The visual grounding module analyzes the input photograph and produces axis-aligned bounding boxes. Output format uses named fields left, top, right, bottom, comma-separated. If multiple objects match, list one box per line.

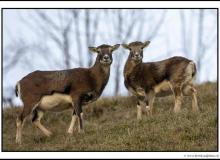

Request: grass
left=2, top=82, right=218, bottom=151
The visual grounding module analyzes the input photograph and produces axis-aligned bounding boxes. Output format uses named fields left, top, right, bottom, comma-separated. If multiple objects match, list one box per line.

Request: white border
left=0, top=1, right=219, bottom=8
left=0, top=1, right=219, bottom=159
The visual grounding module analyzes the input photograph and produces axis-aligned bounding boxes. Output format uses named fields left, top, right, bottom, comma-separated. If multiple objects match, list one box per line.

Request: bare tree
left=72, top=10, right=83, bottom=67
left=84, top=9, right=100, bottom=67
left=34, top=10, right=77, bottom=69
left=179, top=9, right=217, bottom=82
left=112, top=10, right=139, bottom=96
left=114, top=10, right=123, bottom=96
left=180, top=10, right=187, bottom=55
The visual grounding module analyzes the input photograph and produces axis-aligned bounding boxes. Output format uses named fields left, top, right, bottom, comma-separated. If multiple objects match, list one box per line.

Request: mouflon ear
left=142, top=41, right=150, bottom=49
left=88, top=47, right=98, bottom=53
left=121, top=43, right=130, bottom=50
left=111, top=44, right=120, bottom=52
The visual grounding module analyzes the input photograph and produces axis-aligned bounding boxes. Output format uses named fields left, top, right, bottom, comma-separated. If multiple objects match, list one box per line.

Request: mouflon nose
left=134, top=52, right=140, bottom=57
left=104, top=55, right=109, bottom=59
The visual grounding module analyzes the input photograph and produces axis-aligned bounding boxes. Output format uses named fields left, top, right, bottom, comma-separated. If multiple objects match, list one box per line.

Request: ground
left=2, top=82, right=218, bottom=151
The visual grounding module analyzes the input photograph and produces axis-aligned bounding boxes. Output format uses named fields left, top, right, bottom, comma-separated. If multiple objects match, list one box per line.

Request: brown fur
left=15, top=44, right=120, bottom=144
left=124, top=56, right=195, bottom=92
left=122, top=41, right=199, bottom=120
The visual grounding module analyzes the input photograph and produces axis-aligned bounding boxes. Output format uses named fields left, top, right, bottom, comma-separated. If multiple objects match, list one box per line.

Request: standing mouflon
left=15, top=44, right=120, bottom=144
left=122, top=41, right=199, bottom=120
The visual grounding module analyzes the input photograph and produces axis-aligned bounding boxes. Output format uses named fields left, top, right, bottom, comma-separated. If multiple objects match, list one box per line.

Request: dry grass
left=2, top=82, right=218, bottom=151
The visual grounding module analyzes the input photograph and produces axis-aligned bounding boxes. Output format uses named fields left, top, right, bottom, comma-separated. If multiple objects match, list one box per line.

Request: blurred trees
left=3, top=9, right=217, bottom=106
left=179, top=9, right=217, bottom=82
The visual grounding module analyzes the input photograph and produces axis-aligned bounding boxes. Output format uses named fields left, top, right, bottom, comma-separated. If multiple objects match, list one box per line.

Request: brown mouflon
left=122, top=41, right=199, bottom=120
left=15, top=44, right=120, bottom=144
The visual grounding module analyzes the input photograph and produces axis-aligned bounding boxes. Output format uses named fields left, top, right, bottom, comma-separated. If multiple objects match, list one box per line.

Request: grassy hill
left=2, top=82, right=218, bottom=151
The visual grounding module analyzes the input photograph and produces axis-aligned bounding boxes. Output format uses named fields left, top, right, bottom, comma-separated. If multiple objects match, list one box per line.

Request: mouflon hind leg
left=173, top=85, right=183, bottom=113
left=183, top=84, right=199, bottom=112
left=147, top=90, right=155, bottom=115
left=32, top=108, right=52, bottom=137
left=16, top=103, right=33, bottom=144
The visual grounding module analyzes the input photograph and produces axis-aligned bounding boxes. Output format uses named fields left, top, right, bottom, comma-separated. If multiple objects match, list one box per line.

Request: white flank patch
left=154, top=80, right=170, bottom=93
left=38, top=93, right=72, bottom=111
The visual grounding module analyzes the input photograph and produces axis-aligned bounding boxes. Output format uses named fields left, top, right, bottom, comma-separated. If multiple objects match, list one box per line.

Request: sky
left=3, top=9, right=217, bottom=106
